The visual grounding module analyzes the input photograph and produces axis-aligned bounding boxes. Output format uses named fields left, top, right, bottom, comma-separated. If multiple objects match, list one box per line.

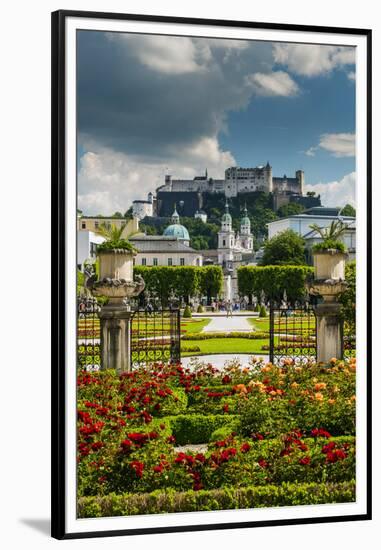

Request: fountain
left=88, top=248, right=145, bottom=372
left=225, top=275, right=232, bottom=302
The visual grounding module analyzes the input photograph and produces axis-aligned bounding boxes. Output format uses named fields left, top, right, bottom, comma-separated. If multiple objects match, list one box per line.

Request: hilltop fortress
left=133, top=164, right=318, bottom=219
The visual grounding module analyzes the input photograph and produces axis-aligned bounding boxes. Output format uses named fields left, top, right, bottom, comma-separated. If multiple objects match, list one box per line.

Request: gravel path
left=201, top=315, right=253, bottom=333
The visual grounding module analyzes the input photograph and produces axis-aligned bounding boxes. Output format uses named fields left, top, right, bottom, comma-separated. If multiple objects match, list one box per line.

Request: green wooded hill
left=140, top=192, right=306, bottom=250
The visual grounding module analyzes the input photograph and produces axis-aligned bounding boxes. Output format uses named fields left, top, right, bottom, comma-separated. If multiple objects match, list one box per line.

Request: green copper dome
left=163, top=224, right=190, bottom=240
left=221, top=202, right=232, bottom=224
left=241, top=206, right=250, bottom=226
left=163, top=205, right=190, bottom=240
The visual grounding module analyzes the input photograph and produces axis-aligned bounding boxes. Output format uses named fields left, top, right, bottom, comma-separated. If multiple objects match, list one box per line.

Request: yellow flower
left=332, top=385, right=340, bottom=394
left=294, top=367, right=302, bottom=373
left=290, top=382, right=299, bottom=389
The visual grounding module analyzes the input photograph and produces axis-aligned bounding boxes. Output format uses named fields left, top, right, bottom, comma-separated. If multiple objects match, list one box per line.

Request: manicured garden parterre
left=77, top=357, right=356, bottom=517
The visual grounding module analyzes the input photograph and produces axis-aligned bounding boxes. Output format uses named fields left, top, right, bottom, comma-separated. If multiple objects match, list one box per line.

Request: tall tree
left=340, top=204, right=356, bottom=217
left=261, top=229, right=306, bottom=266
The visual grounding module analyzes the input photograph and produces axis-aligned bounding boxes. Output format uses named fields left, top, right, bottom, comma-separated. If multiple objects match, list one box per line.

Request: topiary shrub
left=168, top=414, right=239, bottom=445
left=210, top=424, right=239, bottom=442
left=259, top=305, right=267, bottom=317
left=197, top=304, right=204, bottom=313
left=183, top=305, right=192, bottom=318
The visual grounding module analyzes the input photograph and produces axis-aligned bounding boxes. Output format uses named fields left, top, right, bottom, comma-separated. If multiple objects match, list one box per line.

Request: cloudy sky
left=77, top=31, right=356, bottom=215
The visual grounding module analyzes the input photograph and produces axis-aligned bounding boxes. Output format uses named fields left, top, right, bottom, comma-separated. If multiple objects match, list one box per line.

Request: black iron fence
left=130, top=307, right=181, bottom=368
left=77, top=295, right=101, bottom=370
left=77, top=294, right=181, bottom=371
left=269, top=301, right=317, bottom=365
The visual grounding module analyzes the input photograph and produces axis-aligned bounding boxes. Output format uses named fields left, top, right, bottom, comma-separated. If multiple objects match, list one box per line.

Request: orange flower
left=314, top=382, right=327, bottom=391
left=328, top=399, right=336, bottom=405
left=234, top=384, right=247, bottom=394
left=314, top=392, right=324, bottom=401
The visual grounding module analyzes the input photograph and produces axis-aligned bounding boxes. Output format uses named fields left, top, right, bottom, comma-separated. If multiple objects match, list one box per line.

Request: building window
left=81, top=222, right=86, bottom=229
left=94, top=221, right=99, bottom=229
left=223, top=239, right=226, bottom=246
left=141, top=258, right=147, bottom=266
left=180, top=258, right=185, bottom=266
left=153, top=258, right=158, bottom=266
left=168, top=258, right=173, bottom=266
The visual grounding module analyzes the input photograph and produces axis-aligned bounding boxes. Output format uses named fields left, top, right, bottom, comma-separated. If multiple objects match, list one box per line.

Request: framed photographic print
left=51, top=9, right=372, bottom=539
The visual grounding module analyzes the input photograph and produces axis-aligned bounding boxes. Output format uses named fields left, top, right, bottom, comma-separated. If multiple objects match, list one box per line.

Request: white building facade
left=267, top=210, right=356, bottom=262
left=77, top=231, right=105, bottom=270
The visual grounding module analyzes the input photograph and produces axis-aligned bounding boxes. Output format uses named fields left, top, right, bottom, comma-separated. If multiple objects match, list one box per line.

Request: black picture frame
left=51, top=9, right=372, bottom=540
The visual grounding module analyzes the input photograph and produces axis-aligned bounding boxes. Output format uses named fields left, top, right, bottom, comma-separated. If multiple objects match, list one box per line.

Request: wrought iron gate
left=130, top=307, right=181, bottom=368
left=77, top=295, right=101, bottom=370
left=77, top=295, right=181, bottom=371
left=269, top=301, right=316, bottom=365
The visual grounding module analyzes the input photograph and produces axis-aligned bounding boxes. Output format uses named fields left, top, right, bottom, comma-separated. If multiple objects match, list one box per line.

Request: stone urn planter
left=91, top=249, right=144, bottom=307
left=312, top=249, right=347, bottom=281
left=88, top=248, right=145, bottom=372
left=308, top=248, right=348, bottom=363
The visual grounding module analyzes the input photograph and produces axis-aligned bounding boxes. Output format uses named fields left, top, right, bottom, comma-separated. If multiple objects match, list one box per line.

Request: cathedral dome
left=163, top=205, right=190, bottom=241
left=163, top=224, right=190, bottom=240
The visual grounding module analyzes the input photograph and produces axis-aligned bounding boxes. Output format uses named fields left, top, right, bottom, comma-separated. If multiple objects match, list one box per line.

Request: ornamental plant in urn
left=87, top=223, right=145, bottom=372
left=90, top=223, right=144, bottom=305
left=307, top=220, right=348, bottom=363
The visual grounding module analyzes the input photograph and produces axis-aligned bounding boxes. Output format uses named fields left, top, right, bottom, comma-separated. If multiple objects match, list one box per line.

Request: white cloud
left=305, top=172, right=356, bottom=207
left=305, top=146, right=318, bottom=157
left=110, top=34, right=210, bottom=74
left=319, top=133, right=355, bottom=157
left=303, top=132, right=355, bottom=158
left=273, top=44, right=355, bottom=77
left=246, top=71, right=299, bottom=97
left=78, top=138, right=236, bottom=215
left=347, top=71, right=356, bottom=81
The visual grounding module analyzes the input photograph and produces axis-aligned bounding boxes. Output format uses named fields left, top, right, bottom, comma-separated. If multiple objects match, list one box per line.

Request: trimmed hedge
left=78, top=480, right=355, bottom=517
left=168, top=414, right=239, bottom=445
left=134, top=265, right=223, bottom=304
left=237, top=265, right=313, bottom=302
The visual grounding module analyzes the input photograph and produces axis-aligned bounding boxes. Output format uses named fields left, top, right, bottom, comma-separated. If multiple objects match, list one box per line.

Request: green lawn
left=181, top=336, right=271, bottom=356
left=249, top=317, right=316, bottom=333
left=181, top=318, right=211, bottom=334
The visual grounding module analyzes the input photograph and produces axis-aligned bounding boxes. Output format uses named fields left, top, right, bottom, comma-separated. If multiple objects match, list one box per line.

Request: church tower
left=218, top=201, right=235, bottom=268
left=239, top=205, right=253, bottom=252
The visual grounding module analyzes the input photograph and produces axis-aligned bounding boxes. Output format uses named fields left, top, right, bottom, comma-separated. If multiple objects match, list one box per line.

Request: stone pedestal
left=99, top=305, right=133, bottom=374
left=308, top=249, right=348, bottom=364
left=88, top=248, right=145, bottom=372
left=314, top=302, right=343, bottom=363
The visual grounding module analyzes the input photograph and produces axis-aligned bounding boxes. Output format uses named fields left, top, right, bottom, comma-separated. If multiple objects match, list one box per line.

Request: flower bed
left=77, top=357, right=356, bottom=516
